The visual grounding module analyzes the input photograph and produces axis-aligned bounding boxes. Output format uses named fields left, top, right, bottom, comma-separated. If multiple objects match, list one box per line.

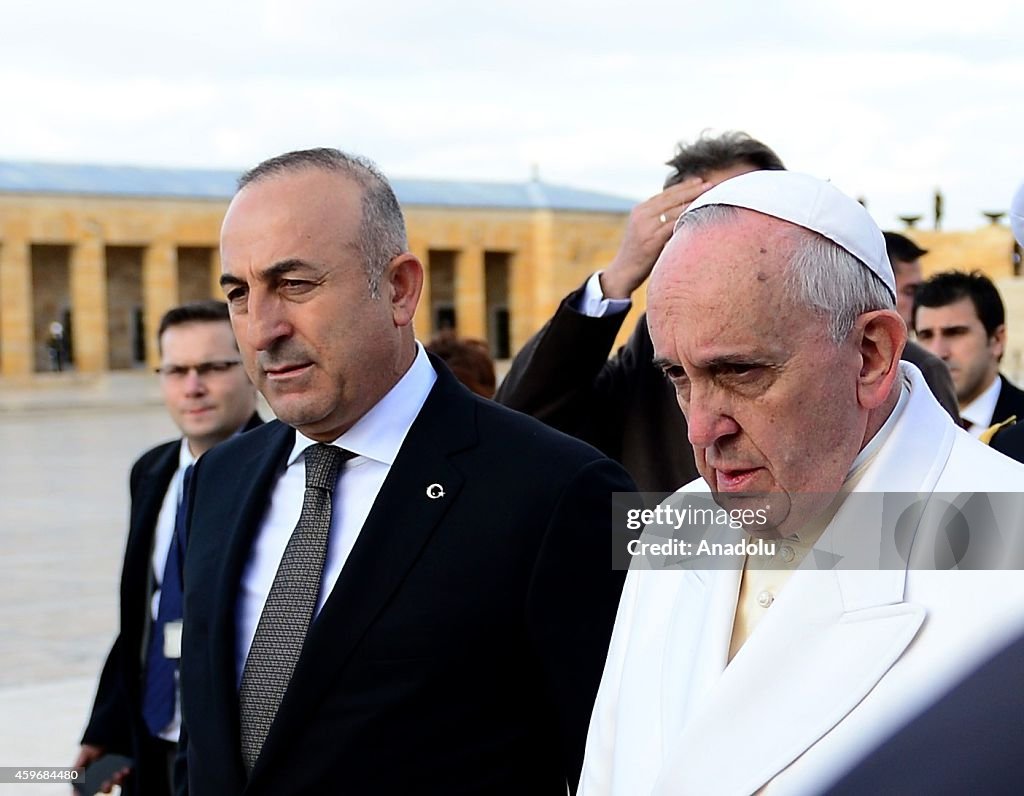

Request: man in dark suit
left=177, top=148, right=634, bottom=794
left=497, top=132, right=958, bottom=492
left=76, top=300, right=261, bottom=795
left=915, top=270, right=1024, bottom=435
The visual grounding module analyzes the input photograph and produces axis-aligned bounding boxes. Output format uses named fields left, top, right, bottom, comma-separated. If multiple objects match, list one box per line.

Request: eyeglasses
left=155, top=360, right=242, bottom=379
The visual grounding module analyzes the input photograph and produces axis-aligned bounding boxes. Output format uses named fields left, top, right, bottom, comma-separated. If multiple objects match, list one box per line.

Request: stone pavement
left=0, top=373, right=176, bottom=795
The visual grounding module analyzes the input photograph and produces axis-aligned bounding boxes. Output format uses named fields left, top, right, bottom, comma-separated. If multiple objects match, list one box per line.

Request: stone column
left=143, top=240, right=178, bottom=367
left=455, top=245, right=486, bottom=340
left=69, top=227, right=108, bottom=373
left=0, top=233, right=33, bottom=376
left=210, top=247, right=223, bottom=299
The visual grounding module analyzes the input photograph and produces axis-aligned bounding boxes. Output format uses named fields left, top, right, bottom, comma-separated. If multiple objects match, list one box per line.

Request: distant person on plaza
left=498, top=131, right=958, bottom=492
left=882, top=231, right=959, bottom=420
left=425, top=330, right=497, bottom=398
left=75, top=300, right=261, bottom=795
left=47, top=320, right=66, bottom=371
left=914, top=270, right=1024, bottom=437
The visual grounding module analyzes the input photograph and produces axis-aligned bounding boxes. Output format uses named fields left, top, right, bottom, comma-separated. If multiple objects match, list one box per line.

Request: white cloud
left=1, top=1, right=1022, bottom=229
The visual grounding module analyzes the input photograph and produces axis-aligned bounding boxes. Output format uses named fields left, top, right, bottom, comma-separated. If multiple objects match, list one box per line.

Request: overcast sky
left=3, top=0, right=1021, bottom=231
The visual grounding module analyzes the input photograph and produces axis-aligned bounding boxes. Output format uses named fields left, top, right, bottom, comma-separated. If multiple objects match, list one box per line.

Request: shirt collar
left=846, top=368, right=911, bottom=483
left=288, top=343, right=437, bottom=466
left=178, top=437, right=198, bottom=470
left=960, top=374, right=1002, bottom=431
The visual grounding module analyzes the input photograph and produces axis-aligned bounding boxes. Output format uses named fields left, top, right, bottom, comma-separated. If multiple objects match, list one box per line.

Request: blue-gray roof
left=0, top=160, right=635, bottom=213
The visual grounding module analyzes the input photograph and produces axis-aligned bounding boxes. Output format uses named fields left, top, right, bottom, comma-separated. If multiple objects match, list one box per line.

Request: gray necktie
left=238, top=443, right=353, bottom=773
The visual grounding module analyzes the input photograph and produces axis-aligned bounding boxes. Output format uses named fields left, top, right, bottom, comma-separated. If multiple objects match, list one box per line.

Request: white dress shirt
left=235, top=345, right=437, bottom=685
left=148, top=439, right=195, bottom=742
left=577, top=272, right=633, bottom=318
left=960, top=374, right=1002, bottom=437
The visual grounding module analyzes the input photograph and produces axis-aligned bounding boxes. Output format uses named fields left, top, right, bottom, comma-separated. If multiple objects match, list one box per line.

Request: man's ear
left=992, top=323, right=1007, bottom=362
left=384, top=253, right=423, bottom=328
left=855, top=310, right=906, bottom=409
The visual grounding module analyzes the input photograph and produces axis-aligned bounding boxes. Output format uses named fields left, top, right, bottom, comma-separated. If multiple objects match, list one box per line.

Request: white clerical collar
left=960, top=374, right=1001, bottom=436
left=289, top=343, right=437, bottom=467
left=846, top=369, right=911, bottom=483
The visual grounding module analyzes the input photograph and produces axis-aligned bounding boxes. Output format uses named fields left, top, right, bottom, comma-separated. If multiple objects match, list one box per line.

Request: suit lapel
left=250, top=364, right=479, bottom=780
left=653, top=568, right=924, bottom=795
left=130, top=443, right=179, bottom=561
left=201, top=421, right=295, bottom=765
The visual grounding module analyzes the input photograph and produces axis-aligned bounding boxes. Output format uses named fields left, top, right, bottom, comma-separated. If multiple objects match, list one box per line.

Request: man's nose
left=245, top=293, right=292, bottom=351
left=183, top=368, right=208, bottom=395
left=685, top=385, right=740, bottom=449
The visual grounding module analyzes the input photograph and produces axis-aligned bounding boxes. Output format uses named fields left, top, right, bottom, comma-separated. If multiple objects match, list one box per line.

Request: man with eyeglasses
left=75, top=299, right=261, bottom=795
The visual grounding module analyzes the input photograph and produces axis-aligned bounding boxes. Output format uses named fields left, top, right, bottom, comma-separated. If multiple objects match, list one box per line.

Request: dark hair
left=238, top=147, right=407, bottom=297
left=664, top=131, right=785, bottom=188
left=157, top=300, right=232, bottom=351
left=883, top=231, right=928, bottom=264
left=425, top=332, right=497, bottom=399
left=913, top=270, right=1005, bottom=337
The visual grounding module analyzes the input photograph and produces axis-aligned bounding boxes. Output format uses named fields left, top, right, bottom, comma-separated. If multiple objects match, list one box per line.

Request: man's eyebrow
left=652, top=356, right=677, bottom=371
left=704, top=354, right=772, bottom=368
left=219, top=259, right=321, bottom=288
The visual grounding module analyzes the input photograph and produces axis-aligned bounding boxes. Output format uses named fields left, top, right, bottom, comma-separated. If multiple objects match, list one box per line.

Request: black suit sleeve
left=496, top=281, right=645, bottom=460
left=525, top=456, right=634, bottom=792
left=80, top=459, right=147, bottom=753
left=80, top=639, right=134, bottom=753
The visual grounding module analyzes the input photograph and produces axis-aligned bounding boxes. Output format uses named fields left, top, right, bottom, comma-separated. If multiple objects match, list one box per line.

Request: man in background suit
left=76, top=300, right=260, bottom=795
left=498, top=132, right=958, bottom=492
left=177, top=148, right=634, bottom=794
left=914, top=270, right=1024, bottom=435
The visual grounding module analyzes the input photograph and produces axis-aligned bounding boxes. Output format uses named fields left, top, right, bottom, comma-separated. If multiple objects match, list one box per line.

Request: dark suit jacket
left=826, top=632, right=1024, bottom=794
left=177, top=360, right=635, bottom=795
left=497, top=281, right=960, bottom=493
left=991, top=373, right=1024, bottom=427
left=984, top=375, right=1024, bottom=461
left=990, top=418, right=1024, bottom=462
left=82, top=413, right=262, bottom=795
left=901, top=340, right=960, bottom=420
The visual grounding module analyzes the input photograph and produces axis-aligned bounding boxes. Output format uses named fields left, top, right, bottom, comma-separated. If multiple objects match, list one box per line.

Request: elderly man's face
left=648, top=212, right=868, bottom=535
left=220, top=168, right=405, bottom=442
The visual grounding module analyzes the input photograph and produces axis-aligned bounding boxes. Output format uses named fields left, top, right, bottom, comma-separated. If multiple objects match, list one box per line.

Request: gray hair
left=238, top=148, right=408, bottom=297
left=675, top=205, right=894, bottom=343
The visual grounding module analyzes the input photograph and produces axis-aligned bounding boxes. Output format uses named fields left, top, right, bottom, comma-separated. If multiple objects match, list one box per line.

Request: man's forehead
left=917, top=297, right=982, bottom=325
left=656, top=210, right=795, bottom=282
left=227, top=168, right=362, bottom=223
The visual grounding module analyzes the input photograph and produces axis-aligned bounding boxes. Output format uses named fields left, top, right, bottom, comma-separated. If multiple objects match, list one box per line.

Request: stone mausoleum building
left=1, top=160, right=1022, bottom=379
left=0, top=161, right=634, bottom=376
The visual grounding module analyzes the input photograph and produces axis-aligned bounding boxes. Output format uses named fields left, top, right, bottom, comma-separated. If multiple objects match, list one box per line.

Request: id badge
left=163, top=621, right=183, bottom=659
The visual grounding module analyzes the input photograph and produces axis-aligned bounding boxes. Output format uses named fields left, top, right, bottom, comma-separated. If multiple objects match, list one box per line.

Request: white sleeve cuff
left=576, top=272, right=633, bottom=318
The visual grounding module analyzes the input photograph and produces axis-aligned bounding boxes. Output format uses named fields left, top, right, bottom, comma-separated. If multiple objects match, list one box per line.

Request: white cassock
left=581, top=363, right=1024, bottom=796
